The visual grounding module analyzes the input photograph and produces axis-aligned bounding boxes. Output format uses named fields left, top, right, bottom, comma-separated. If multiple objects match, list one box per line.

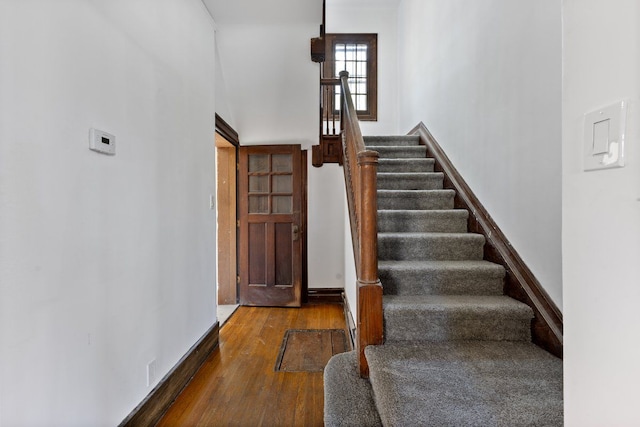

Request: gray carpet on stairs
left=365, top=341, right=563, bottom=427
left=378, top=158, right=434, bottom=173
left=324, top=134, right=563, bottom=426
left=324, top=351, right=382, bottom=427
left=377, top=172, right=444, bottom=190
left=378, top=210, right=468, bottom=233
left=378, top=189, right=455, bottom=210
left=383, top=295, right=533, bottom=342
left=378, top=232, right=486, bottom=261
left=368, top=145, right=427, bottom=158
left=378, top=260, right=505, bottom=296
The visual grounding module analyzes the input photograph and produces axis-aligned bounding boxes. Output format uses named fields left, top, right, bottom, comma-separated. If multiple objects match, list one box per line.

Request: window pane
left=357, top=45, right=367, bottom=60
left=249, top=175, right=269, bottom=193
left=346, top=46, right=355, bottom=61
left=348, top=77, right=357, bottom=91
left=273, top=175, right=292, bottom=193
left=327, top=34, right=376, bottom=120
left=249, top=196, right=269, bottom=213
left=272, top=154, right=292, bottom=172
left=248, top=154, right=269, bottom=173
left=346, top=61, right=355, bottom=76
left=272, top=196, right=292, bottom=213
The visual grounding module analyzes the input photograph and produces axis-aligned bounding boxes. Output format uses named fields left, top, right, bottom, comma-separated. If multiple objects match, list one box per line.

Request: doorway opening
left=215, top=115, right=240, bottom=325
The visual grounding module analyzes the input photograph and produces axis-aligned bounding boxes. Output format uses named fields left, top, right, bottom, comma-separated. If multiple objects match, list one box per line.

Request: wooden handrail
left=338, top=70, right=383, bottom=378
left=321, top=78, right=340, bottom=86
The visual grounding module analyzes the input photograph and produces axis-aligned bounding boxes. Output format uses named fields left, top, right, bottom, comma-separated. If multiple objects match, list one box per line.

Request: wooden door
left=239, top=145, right=303, bottom=307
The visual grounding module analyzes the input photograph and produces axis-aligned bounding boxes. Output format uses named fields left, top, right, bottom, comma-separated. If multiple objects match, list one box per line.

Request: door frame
left=215, top=114, right=239, bottom=305
left=214, top=115, right=308, bottom=305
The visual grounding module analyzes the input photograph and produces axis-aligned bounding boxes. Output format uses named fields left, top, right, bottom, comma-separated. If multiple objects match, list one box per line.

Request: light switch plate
left=583, top=100, right=628, bottom=171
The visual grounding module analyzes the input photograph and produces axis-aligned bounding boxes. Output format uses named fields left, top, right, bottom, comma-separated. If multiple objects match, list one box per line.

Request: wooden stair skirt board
left=409, top=122, right=563, bottom=358
left=118, top=322, right=220, bottom=427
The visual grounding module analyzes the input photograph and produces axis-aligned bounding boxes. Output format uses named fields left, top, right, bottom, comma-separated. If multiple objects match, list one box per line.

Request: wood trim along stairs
left=118, top=322, right=220, bottom=427
left=409, top=122, right=563, bottom=358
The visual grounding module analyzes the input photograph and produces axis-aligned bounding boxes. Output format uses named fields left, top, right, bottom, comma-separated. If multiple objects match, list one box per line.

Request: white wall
left=215, top=38, right=235, bottom=128
left=308, top=163, right=346, bottom=289
left=214, top=23, right=320, bottom=147
left=563, top=0, right=640, bottom=424
left=396, top=0, right=563, bottom=307
left=326, top=1, right=399, bottom=136
left=0, top=1, right=217, bottom=425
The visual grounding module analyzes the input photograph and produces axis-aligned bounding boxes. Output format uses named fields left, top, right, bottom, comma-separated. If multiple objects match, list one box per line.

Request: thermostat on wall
left=89, top=128, right=116, bottom=155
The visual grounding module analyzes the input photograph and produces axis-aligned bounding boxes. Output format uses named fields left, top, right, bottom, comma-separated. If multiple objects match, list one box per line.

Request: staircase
left=324, top=135, right=563, bottom=426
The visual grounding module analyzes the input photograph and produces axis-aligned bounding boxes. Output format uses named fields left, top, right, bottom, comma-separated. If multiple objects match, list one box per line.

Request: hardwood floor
left=157, top=303, right=348, bottom=426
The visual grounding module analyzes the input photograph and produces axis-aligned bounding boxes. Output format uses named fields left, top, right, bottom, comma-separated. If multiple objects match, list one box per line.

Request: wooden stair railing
left=337, top=70, right=384, bottom=378
left=308, top=0, right=381, bottom=378
left=313, top=78, right=342, bottom=166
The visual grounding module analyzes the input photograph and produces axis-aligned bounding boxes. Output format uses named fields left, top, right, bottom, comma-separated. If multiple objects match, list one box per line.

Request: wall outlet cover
left=147, top=359, right=157, bottom=387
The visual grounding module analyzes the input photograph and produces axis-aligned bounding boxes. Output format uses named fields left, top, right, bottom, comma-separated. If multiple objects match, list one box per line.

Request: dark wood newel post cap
left=357, top=150, right=379, bottom=166
left=339, top=70, right=350, bottom=78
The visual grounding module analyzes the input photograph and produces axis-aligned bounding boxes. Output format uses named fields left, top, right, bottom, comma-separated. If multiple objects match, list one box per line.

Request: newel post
left=356, top=150, right=383, bottom=378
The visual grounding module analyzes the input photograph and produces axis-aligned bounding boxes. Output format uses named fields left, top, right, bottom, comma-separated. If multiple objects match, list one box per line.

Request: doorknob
left=292, top=225, right=300, bottom=241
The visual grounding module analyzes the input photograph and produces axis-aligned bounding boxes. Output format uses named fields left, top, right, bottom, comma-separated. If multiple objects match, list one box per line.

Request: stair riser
left=379, top=269, right=504, bottom=296
left=378, top=235, right=485, bottom=261
left=378, top=159, right=434, bottom=173
left=377, top=174, right=443, bottom=191
left=378, top=211, right=468, bottom=233
left=364, top=136, right=420, bottom=147
left=378, top=191, right=455, bottom=210
left=384, top=312, right=532, bottom=342
left=371, top=146, right=427, bottom=159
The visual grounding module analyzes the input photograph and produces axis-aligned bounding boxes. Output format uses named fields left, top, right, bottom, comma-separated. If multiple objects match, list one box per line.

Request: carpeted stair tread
left=368, top=145, right=427, bottom=159
left=379, top=260, right=505, bottom=295
left=324, top=351, right=382, bottom=427
left=378, top=232, right=485, bottom=261
left=364, top=135, right=420, bottom=146
left=378, top=158, right=434, bottom=173
left=383, top=294, right=532, bottom=314
left=378, top=209, right=468, bottom=233
left=377, top=172, right=444, bottom=190
left=383, top=295, right=533, bottom=342
left=378, top=189, right=455, bottom=210
left=364, top=341, right=563, bottom=427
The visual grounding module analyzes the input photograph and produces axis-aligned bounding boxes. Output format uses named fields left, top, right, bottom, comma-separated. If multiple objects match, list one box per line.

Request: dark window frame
left=324, top=33, right=378, bottom=121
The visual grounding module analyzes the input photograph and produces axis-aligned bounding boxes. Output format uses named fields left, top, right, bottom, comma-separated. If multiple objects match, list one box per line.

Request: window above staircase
left=324, top=33, right=378, bottom=121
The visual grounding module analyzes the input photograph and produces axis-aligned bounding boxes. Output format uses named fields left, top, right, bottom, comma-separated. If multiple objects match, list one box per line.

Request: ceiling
left=202, top=0, right=323, bottom=25
left=326, top=0, right=399, bottom=5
